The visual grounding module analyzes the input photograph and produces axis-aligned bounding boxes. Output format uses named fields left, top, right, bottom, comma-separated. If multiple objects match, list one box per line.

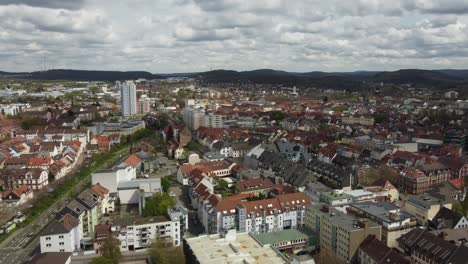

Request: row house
left=199, top=192, right=311, bottom=235
left=1, top=185, right=34, bottom=207
left=438, top=157, right=468, bottom=179
left=15, top=128, right=90, bottom=146
left=0, top=168, right=49, bottom=190
left=400, top=166, right=450, bottom=195
left=399, top=168, right=430, bottom=194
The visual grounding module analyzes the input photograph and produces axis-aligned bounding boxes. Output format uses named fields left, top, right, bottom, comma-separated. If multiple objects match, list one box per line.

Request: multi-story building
left=319, top=190, right=353, bottom=207
left=118, top=81, right=137, bottom=116
left=40, top=215, right=81, bottom=253
left=182, top=107, right=223, bottom=130
left=112, top=215, right=183, bottom=250
left=342, top=114, right=375, bottom=126
left=347, top=201, right=416, bottom=248
left=358, top=235, right=410, bottom=264
left=200, top=192, right=311, bottom=234
left=398, top=228, right=468, bottom=264
left=305, top=204, right=382, bottom=263
left=403, top=194, right=452, bottom=225
left=137, top=94, right=151, bottom=113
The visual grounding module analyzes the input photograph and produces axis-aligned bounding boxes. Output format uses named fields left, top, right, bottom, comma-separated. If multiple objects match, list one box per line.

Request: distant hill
left=197, top=69, right=468, bottom=89
left=0, top=68, right=467, bottom=89
left=0, top=69, right=163, bottom=81
left=372, top=69, right=467, bottom=86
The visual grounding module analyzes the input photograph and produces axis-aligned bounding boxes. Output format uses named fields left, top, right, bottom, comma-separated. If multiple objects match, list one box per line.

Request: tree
left=315, top=248, right=341, bottom=264
left=149, top=239, right=185, bottom=264
left=91, top=256, right=113, bottom=264
left=100, top=236, right=122, bottom=264
left=322, top=96, right=328, bottom=104
left=161, top=177, right=171, bottom=193
left=142, top=192, right=175, bottom=217
left=269, top=111, right=286, bottom=122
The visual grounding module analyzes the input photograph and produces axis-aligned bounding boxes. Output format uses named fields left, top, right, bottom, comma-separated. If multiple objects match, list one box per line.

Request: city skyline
left=1, top=0, right=468, bottom=73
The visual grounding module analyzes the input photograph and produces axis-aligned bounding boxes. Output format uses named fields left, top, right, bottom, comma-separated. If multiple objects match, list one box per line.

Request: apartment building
left=182, top=107, right=223, bottom=130
left=347, top=201, right=416, bottom=248
left=40, top=215, right=81, bottom=253
left=305, top=204, right=382, bottom=263
left=112, top=215, right=182, bottom=251
left=118, top=81, right=137, bottom=116
left=200, top=192, right=311, bottom=235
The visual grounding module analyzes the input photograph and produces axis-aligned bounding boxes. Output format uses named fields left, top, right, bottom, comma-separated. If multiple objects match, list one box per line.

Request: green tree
left=100, top=236, right=122, bottom=264
left=21, top=117, right=47, bottom=130
left=142, top=192, right=175, bottom=217
left=161, top=177, right=171, bottom=193
left=91, top=256, right=113, bottom=264
left=269, top=111, right=286, bottom=122
left=149, top=239, right=185, bottom=264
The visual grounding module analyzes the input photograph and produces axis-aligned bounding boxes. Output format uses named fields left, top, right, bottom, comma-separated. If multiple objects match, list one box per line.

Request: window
left=60, top=249, right=65, bottom=252
left=46, top=244, right=51, bottom=247
left=58, top=235, right=64, bottom=239
left=59, top=242, right=64, bottom=246
left=46, top=237, right=51, bottom=240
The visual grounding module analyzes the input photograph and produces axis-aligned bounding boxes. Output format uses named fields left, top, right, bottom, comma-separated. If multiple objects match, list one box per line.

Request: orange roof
left=29, top=157, right=52, bottom=166
left=123, top=154, right=142, bottom=168
left=2, top=185, right=32, bottom=199
left=91, top=183, right=109, bottom=198
left=449, top=179, right=464, bottom=190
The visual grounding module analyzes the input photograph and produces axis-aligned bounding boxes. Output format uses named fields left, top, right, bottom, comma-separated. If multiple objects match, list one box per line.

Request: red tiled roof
left=91, top=183, right=109, bottom=198
left=449, top=179, right=464, bottom=190
left=123, top=154, right=142, bottom=168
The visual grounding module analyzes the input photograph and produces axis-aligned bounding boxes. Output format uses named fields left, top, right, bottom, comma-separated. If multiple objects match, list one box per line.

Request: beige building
left=347, top=202, right=416, bottom=248
left=342, top=115, right=375, bottom=126
left=305, top=204, right=381, bottom=263
left=403, top=194, right=452, bottom=225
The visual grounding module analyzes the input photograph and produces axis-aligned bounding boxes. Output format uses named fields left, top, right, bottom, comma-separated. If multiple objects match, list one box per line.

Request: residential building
left=237, top=177, right=274, bottom=195
left=200, top=192, right=311, bottom=235
left=182, top=107, right=223, bottom=130
left=119, top=81, right=137, bottom=116
left=429, top=207, right=468, bottom=230
left=305, top=204, right=382, bottom=263
left=40, top=215, right=81, bottom=253
left=347, top=201, right=417, bottom=248
left=398, top=228, right=468, bottom=264
left=403, top=194, right=452, bottom=225
left=358, top=235, right=410, bottom=264
left=1, top=185, right=33, bottom=207
left=112, top=215, right=182, bottom=250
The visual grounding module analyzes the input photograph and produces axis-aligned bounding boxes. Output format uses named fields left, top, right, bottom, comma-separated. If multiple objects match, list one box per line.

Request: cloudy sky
left=1, top=0, right=468, bottom=73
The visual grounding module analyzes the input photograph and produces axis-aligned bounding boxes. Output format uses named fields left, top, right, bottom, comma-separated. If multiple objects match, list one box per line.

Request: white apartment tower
left=119, top=81, right=137, bottom=116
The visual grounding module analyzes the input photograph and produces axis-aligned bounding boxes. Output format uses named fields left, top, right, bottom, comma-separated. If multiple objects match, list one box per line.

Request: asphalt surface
left=0, top=147, right=130, bottom=264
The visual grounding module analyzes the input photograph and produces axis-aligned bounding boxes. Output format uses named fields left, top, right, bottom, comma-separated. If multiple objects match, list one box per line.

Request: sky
left=1, top=0, right=468, bottom=73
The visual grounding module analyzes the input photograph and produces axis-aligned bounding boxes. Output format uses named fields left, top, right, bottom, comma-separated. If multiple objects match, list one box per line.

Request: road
left=0, top=147, right=130, bottom=264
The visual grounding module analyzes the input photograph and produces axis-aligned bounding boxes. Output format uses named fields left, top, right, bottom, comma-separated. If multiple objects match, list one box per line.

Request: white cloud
left=0, top=0, right=468, bottom=72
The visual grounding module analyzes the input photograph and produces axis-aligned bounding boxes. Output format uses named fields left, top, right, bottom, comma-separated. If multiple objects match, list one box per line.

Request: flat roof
left=321, top=191, right=353, bottom=200
left=253, top=227, right=317, bottom=247
left=112, top=215, right=170, bottom=226
left=186, top=233, right=286, bottom=264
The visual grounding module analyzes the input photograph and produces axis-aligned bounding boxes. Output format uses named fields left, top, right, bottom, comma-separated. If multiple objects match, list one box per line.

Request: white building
left=119, top=81, right=137, bottom=116
left=182, top=107, right=223, bottom=130
left=91, top=156, right=161, bottom=207
left=40, top=216, right=81, bottom=253
left=199, top=192, right=311, bottom=234
left=112, top=215, right=182, bottom=251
